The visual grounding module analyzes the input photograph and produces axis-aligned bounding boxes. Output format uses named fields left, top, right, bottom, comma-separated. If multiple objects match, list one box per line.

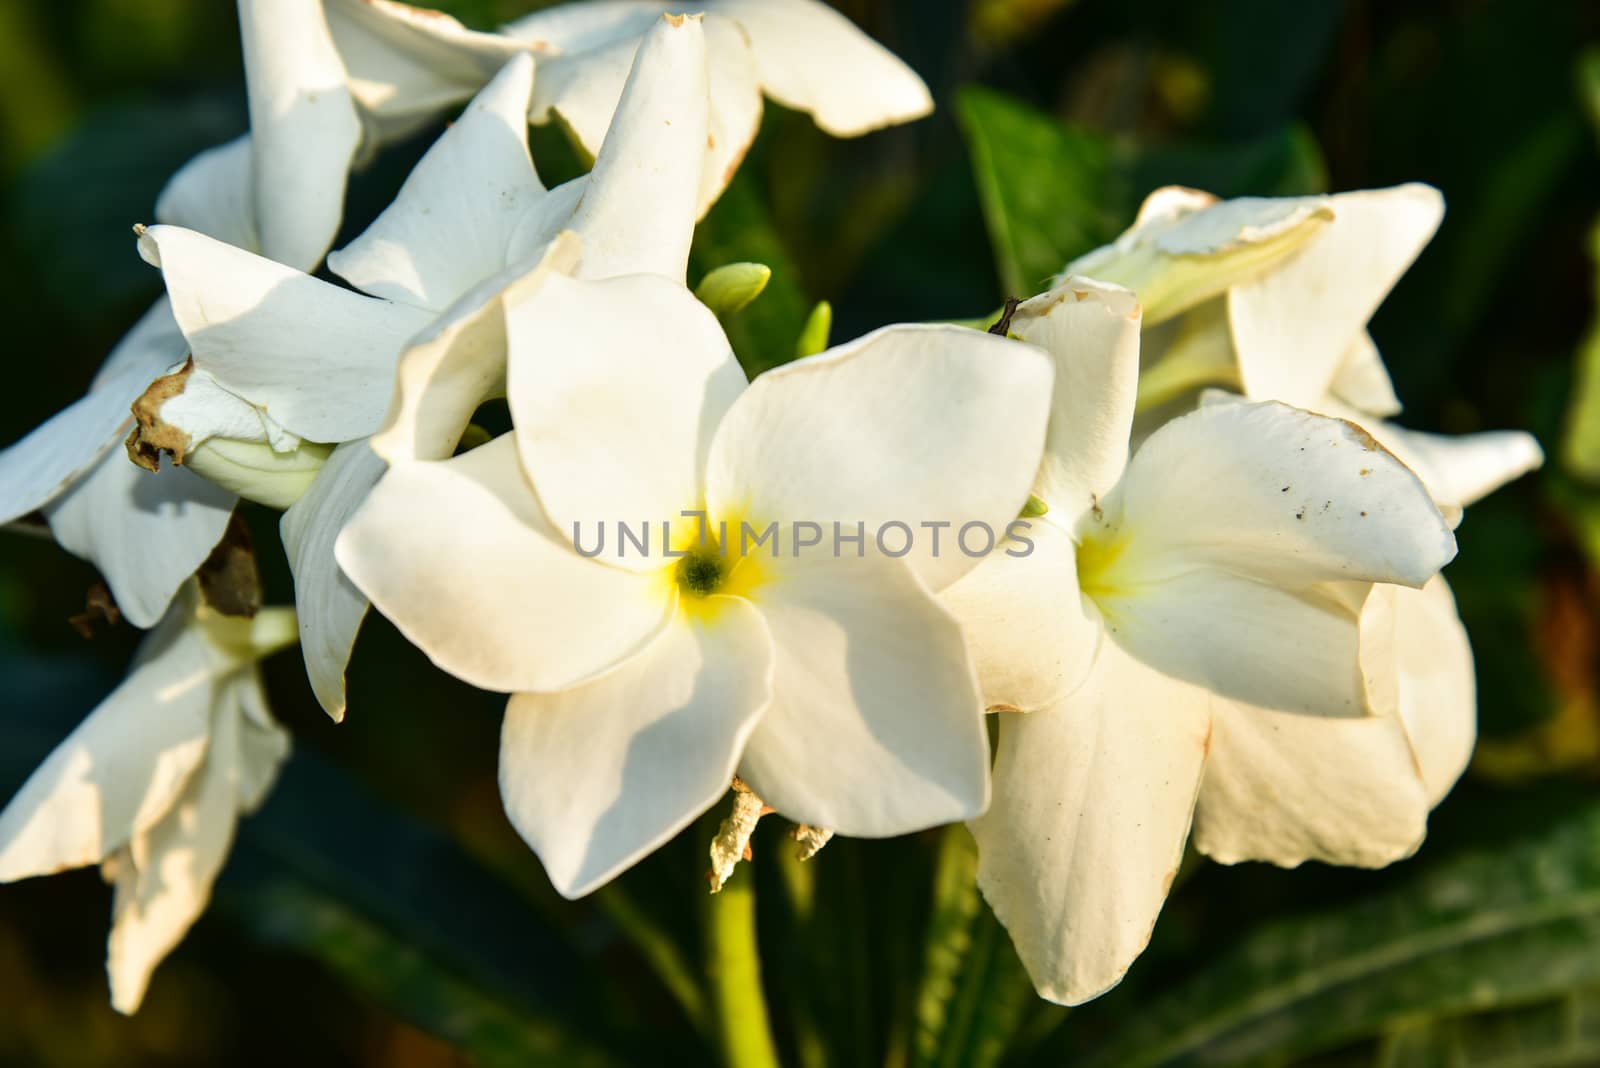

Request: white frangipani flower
left=0, top=581, right=295, bottom=1013
left=502, top=0, right=933, bottom=210
left=942, top=278, right=1458, bottom=1005
left=336, top=271, right=1054, bottom=898
left=133, top=15, right=711, bottom=719
left=1068, top=185, right=1543, bottom=869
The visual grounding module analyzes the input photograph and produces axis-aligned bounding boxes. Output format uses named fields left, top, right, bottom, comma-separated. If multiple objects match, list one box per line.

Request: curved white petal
left=1011, top=278, right=1142, bottom=521
left=503, top=1, right=670, bottom=54
left=1328, top=331, right=1401, bottom=418
left=505, top=272, right=745, bottom=565
left=712, top=0, right=932, bottom=135
left=329, top=54, right=544, bottom=310
left=337, top=435, right=673, bottom=694
left=325, top=0, right=537, bottom=139
left=0, top=609, right=215, bottom=882
left=281, top=440, right=384, bottom=722
left=1370, top=422, right=1544, bottom=514
left=566, top=13, right=710, bottom=277
left=370, top=232, right=582, bottom=464
left=1388, top=577, right=1477, bottom=806
left=737, top=552, right=990, bottom=836
left=44, top=453, right=235, bottom=629
left=707, top=325, right=1054, bottom=592
left=1110, top=399, right=1457, bottom=590
left=154, top=136, right=259, bottom=252
left=106, top=683, right=284, bottom=1015
left=940, top=520, right=1100, bottom=712
left=972, top=640, right=1212, bottom=1006
left=1229, top=184, right=1445, bottom=409
left=140, top=224, right=434, bottom=443
left=238, top=0, right=362, bottom=271
left=1192, top=700, right=1427, bottom=868
left=501, top=602, right=773, bottom=898
left=696, top=16, right=763, bottom=214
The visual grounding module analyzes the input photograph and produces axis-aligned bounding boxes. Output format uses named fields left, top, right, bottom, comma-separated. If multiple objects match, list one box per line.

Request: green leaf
left=957, top=86, right=1121, bottom=298
left=957, top=85, right=1328, bottom=304
left=1068, top=794, right=1600, bottom=1068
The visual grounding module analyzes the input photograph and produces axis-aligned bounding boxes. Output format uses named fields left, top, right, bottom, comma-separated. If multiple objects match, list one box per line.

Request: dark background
left=1, top=1, right=1596, bottom=1064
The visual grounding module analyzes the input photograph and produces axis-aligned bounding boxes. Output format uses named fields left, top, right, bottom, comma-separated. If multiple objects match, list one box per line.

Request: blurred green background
left=2, top=1, right=1598, bottom=1065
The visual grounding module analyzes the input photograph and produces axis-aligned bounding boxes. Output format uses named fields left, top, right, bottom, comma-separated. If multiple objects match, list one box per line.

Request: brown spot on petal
left=126, top=358, right=196, bottom=472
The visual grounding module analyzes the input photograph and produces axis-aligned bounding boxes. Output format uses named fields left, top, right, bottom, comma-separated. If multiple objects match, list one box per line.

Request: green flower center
left=676, top=544, right=728, bottom=598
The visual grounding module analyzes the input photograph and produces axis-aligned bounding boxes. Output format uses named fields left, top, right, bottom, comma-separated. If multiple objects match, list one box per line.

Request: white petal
left=696, top=17, right=763, bottom=213
left=92, top=298, right=189, bottom=390
left=106, top=691, right=263, bottom=1014
left=1192, top=700, right=1427, bottom=868
left=706, top=325, right=1054, bottom=592
left=151, top=365, right=303, bottom=454
left=1387, top=577, right=1477, bottom=806
left=1327, top=331, right=1402, bottom=418
left=280, top=440, right=384, bottom=722
left=737, top=552, right=990, bottom=835
left=44, top=452, right=235, bottom=629
left=328, top=54, right=544, bottom=310
left=1109, top=399, right=1457, bottom=591
left=503, top=1, right=668, bottom=54
left=711, top=0, right=933, bottom=135
left=500, top=602, right=773, bottom=898
left=1370, top=422, right=1544, bottom=513
left=1011, top=277, right=1142, bottom=521
left=972, top=641, right=1212, bottom=1006
left=566, top=13, right=710, bottom=276
left=337, top=434, right=673, bottom=694
left=504, top=271, right=746, bottom=564
left=0, top=363, right=156, bottom=526
left=325, top=0, right=537, bottom=138
left=140, top=224, right=434, bottom=443
left=154, top=136, right=259, bottom=252
left=237, top=0, right=362, bottom=270
left=940, top=520, right=1100, bottom=712
left=0, top=607, right=214, bottom=882
left=1229, top=184, right=1445, bottom=409
left=369, top=232, right=582, bottom=464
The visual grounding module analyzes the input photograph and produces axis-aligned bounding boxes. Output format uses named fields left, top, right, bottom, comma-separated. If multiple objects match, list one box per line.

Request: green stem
left=704, top=875, right=783, bottom=1068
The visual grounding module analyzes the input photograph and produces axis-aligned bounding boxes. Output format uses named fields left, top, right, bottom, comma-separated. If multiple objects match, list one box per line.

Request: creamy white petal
left=737, top=552, right=990, bottom=835
left=1370, top=422, right=1543, bottom=514
left=1387, top=577, right=1477, bottom=806
left=1011, top=278, right=1142, bottom=521
left=711, top=0, right=932, bottom=135
left=505, top=272, right=746, bottom=564
left=328, top=54, right=544, bottom=310
left=337, top=434, right=673, bottom=694
left=566, top=14, right=710, bottom=279
left=1229, top=184, right=1445, bottom=409
left=0, top=609, right=214, bottom=882
left=696, top=16, right=763, bottom=214
left=150, top=365, right=303, bottom=454
left=504, top=2, right=676, bottom=54
left=106, top=690, right=269, bottom=1015
left=972, top=640, right=1212, bottom=1006
left=940, top=520, right=1100, bottom=712
left=154, top=136, right=258, bottom=252
left=44, top=453, right=235, bottom=629
left=501, top=602, right=772, bottom=898
left=325, top=0, right=536, bottom=139
left=369, top=232, right=582, bottom=464
left=237, top=0, right=362, bottom=271
left=1327, top=331, right=1402, bottom=418
left=706, top=325, right=1053, bottom=591
left=1192, top=699, right=1427, bottom=868
left=281, top=440, right=384, bottom=722
left=139, top=224, right=434, bottom=443
left=1108, top=399, right=1457, bottom=591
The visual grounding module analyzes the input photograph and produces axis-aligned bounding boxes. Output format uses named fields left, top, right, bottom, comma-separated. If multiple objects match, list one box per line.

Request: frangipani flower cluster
left=0, top=0, right=1543, bottom=1019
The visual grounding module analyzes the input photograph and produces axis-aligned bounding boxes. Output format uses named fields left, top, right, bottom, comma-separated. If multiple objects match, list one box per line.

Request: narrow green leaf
left=1071, top=795, right=1600, bottom=1068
